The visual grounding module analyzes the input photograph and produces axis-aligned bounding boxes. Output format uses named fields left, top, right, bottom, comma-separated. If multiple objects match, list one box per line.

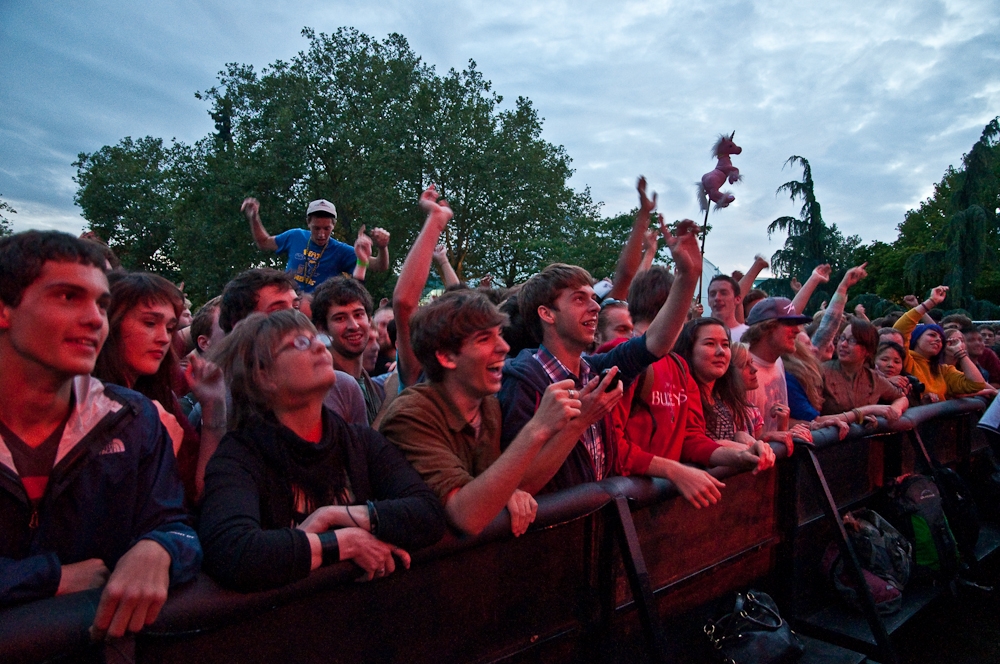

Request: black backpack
left=881, top=474, right=960, bottom=579
left=821, top=509, right=912, bottom=614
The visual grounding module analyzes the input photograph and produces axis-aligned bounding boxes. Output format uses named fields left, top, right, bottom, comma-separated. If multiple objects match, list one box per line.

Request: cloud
left=1, top=0, right=997, bottom=277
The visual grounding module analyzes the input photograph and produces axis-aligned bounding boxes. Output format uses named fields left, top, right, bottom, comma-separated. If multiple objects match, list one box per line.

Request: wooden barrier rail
left=0, top=399, right=993, bottom=663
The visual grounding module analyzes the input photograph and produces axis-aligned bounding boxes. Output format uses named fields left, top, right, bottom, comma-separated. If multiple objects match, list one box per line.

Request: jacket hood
left=502, top=348, right=551, bottom=394
left=0, top=375, right=125, bottom=476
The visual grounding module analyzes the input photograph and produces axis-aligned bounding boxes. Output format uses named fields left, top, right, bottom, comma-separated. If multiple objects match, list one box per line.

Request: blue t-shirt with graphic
left=274, top=228, right=356, bottom=293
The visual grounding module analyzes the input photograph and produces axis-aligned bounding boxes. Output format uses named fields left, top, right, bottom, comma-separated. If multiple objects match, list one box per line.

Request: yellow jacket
left=894, top=308, right=985, bottom=400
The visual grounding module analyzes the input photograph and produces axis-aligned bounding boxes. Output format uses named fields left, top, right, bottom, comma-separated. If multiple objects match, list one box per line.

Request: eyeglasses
left=277, top=334, right=318, bottom=355
left=837, top=335, right=858, bottom=346
left=600, top=298, right=627, bottom=310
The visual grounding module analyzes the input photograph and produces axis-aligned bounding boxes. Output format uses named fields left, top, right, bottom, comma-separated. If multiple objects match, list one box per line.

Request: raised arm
left=736, top=255, right=769, bottom=323
left=606, top=177, right=657, bottom=301
left=642, top=219, right=702, bottom=357
left=353, top=225, right=372, bottom=280
left=812, top=263, right=868, bottom=351
left=393, top=186, right=452, bottom=387
left=241, top=198, right=278, bottom=252
left=433, top=243, right=462, bottom=288
left=903, top=294, right=936, bottom=324
left=637, top=223, right=660, bottom=274
left=790, top=263, right=831, bottom=314
left=369, top=227, right=391, bottom=273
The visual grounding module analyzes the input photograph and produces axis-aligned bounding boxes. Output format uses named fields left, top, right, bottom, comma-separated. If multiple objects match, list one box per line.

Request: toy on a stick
left=698, top=132, right=742, bottom=211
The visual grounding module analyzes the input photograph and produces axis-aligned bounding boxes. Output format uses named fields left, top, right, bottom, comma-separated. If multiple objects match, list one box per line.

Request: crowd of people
left=2, top=177, right=997, bottom=644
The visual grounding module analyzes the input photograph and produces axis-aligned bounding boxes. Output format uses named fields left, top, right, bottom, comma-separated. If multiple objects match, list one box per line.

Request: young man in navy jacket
left=498, top=219, right=703, bottom=494
left=0, top=231, right=201, bottom=639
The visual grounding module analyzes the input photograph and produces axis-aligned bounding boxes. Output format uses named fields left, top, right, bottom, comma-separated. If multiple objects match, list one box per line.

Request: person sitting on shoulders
left=241, top=197, right=390, bottom=293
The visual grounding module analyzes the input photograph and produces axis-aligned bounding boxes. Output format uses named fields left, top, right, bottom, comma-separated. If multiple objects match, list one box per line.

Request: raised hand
left=903, top=294, right=920, bottom=308
left=752, top=254, right=769, bottom=270
left=240, top=197, right=260, bottom=221
left=637, top=176, right=657, bottom=215
left=643, top=225, right=660, bottom=254
left=432, top=243, right=448, bottom=264
left=419, top=184, right=453, bottom=228
left=663, top=219, right=702, bottom=279
left=842, top=263, right=868, bottom=288
left=790, top=277, right=802, bottom=293
left=929, top=285, right=949, bottom=306
left=854, top=304, right=866, bottom=318
left=507, top=489, right=538, bottom=537
left=369, top=227, right=390, bottom=249
left=354, top=224, right=373, bottom=264
left=812, top=263, right=832, bottom=283
left=183, top=354, right=225, bottom=406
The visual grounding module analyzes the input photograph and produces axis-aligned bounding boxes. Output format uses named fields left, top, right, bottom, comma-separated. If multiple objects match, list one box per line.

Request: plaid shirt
left=533, top=345, right=605, bottom=480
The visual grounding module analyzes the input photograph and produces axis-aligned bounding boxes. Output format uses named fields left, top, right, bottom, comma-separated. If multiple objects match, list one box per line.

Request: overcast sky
left=2, top=0, right=998, bottom=276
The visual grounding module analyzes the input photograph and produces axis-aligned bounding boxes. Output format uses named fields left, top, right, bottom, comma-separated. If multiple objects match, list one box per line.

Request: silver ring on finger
left=569, top=390, right=577, bottom=399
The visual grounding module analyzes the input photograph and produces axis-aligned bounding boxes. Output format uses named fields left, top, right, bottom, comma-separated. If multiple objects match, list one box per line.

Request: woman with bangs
left=199, top=310, right=444, bottom=591
left=819, top=317, right=908, bottom=425
left=893, top=286, right=987, bottom=402
left=93, top=272, right=226, bottom=505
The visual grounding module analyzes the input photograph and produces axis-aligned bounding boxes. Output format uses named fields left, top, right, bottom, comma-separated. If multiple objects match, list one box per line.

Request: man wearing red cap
left=241, top=197, right=391, bottom=293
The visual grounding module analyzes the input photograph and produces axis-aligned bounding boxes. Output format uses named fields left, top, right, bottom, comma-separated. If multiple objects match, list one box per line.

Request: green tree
left=75, top=27, right=590, bottom=300
left=895, top=118, right=1000, bottom=305
left=73, top=136, right=189, bottom=278
left=765, top=156, right=862, bottom=312
left=0, top=195, right=15, bottom=238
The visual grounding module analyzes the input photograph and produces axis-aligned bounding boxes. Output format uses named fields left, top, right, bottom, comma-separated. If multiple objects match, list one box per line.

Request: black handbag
left=703, top=590, right=804, bottom=664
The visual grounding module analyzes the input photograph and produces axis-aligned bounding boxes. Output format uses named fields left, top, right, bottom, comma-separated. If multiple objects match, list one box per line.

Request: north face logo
left=99, top=439, right=125, bottom=455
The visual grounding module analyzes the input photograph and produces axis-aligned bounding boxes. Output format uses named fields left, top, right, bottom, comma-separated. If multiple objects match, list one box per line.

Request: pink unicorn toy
left=698, top=132, right=742, bottom=210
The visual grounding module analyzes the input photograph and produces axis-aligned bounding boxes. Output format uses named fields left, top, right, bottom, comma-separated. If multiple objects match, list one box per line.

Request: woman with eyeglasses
left=199, top=310, right=445, bottom=591
left=893, top=286, right=987, bottom=402
left=819, top=317, right=908, bottom=425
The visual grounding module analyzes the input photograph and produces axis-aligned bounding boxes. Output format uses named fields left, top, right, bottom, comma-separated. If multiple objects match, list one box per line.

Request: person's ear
left=197, top=335, right=211, bottom=353
left=435, top=349, right=458, bottom=371
left=537, top=305, right=556, bottom=326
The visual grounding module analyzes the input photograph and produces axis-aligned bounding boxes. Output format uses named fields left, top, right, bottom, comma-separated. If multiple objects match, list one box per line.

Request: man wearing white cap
left=241, top=197, right=390, bottom=293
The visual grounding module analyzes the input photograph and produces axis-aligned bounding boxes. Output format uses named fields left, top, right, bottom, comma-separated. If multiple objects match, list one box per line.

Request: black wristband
left=366, top=500, right=379, bottom=537
left=317, top=531, right=339, bottom=567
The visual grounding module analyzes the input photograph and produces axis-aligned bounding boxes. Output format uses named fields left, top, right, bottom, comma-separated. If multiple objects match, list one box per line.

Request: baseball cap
left=306, top=199, right=337, bottom=218
left=746, top=297, right=812, bottom=326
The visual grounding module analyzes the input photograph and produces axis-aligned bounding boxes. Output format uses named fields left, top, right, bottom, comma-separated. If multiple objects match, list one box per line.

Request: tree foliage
left=0, top=195, right=15, bottom=238
left=765, top=156, right=863, bottom=312
left=74, top=28, right=590, bottom=303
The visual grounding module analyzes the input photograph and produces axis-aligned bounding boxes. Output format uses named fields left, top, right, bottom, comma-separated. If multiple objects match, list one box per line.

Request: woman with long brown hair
left=93, top=272, right=226, bottom=504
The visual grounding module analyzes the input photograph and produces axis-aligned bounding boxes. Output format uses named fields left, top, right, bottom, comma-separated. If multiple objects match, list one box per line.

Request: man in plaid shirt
left=498, top=219, right=703, bottom=494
